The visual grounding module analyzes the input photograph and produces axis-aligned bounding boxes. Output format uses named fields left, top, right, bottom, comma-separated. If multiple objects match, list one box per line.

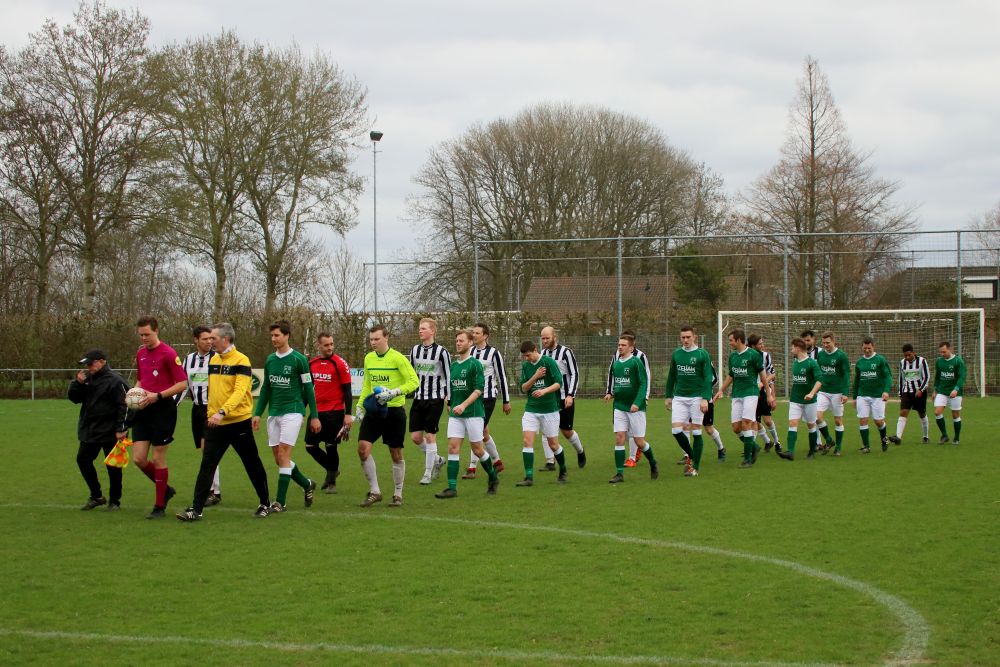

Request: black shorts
left=359, top=406, right=407, bottom=448
left=900, top=392, right=927, bottom=414
left=191, top=404, right=208, bottom=447
left=131, top=398, right=177, bottom=446
left=558, top=398, right=575, bottom=431
left=704, top=401, right=715, bottom=427
left=305, top=410, right=345, bottom=446
left=483, top=398, right=497, bottom=425
left=755, top=389, right=772, bottom=419
left=409, top=399, right=444, bottom=434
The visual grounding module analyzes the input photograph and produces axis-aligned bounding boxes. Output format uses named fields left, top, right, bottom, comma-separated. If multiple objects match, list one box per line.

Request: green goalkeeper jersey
left=610, top=354, right=648, bottom=411
left=852, top=353, right=892, bottom=398
left=727, top=346, right=764, bottom=398
left=521, top=354, right=562, bottom=414
left=934, top=355, right=966, bottom=396
left=790, top=357, right=821, bottom=404
left=665, top=346, right=713, bottom=399
left=449, top=356, right=485, bottom=418
left=253, top=349, right=318, bottom=418
left=816, top=347, right=850, bottom=394
left=359, top=347, right=419, bottom=409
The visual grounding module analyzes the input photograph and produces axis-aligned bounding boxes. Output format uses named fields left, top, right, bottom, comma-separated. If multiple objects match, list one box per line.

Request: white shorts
left=613, top=409, right=647, bottom=437
left=788, top=402, right=817, bottom=423
left=447, top=416, right=484, bottom=442
left=522, top=411, right=560, bottom=438
left=670, top=396, right=704, bottom=426
left=267, top=413, right=304, bottom=447
left=816, top=392, right=844, bottom=417
left=731, top=396, right=759, bottom=423
left=933, top=394, right=963, bottom=410
left=855, top=396, right=886, bottom=421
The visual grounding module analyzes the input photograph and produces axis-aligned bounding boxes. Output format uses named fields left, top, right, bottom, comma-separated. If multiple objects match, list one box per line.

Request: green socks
left=447, top=457, right=459, bottom=490
left=787, top=430, right=798, bottom=454
left=860, top=427, right=870, bottom=449
left=954, top=419, right=961, bottom=440
left=692, top=434, right=703, bottom=470
left=818, top=424, right=831, bottom=444
left=554, top=447, right=567, bottom=473
left=835, top=427, right=843, bottom=452
left=614, top=446, right=626, bottom=474
left=480, top=454, right=497, bottom=481
left=277, top=468, right=292, bottom=505
left=808, top=429, right=818, bottom=454
left=936, top=416, right=947, bottom=436
left=522, top=448, right=534, bottom=478
left=290, top=463, right=310, bottom=489
left=641, top=444, right=657, bottom=466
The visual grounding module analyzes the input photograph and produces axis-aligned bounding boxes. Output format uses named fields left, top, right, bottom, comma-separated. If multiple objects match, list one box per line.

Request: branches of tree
left=0, top=1, right=368, bottom=331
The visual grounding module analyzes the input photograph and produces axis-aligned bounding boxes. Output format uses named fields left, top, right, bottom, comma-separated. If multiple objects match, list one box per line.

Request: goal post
left=717, top=309, right=986, bottom=398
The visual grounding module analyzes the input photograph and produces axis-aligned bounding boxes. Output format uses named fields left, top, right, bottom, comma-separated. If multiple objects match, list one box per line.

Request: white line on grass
left=1, top=503, right=929, bottom=666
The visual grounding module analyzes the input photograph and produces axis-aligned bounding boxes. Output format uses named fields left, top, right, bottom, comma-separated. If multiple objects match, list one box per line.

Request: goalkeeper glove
left=354, top=405, right=366, bottom=421
left=377, top=387, right=402, bottom=404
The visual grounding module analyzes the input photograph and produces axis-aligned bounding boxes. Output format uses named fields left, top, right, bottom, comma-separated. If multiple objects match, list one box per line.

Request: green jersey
left=934, top=355, right=966, bottom=396
left=253, top=349, right=318, bottom=418
left=816, top=347, right=850, bottom=394
left=790, top=357, right=822, bottom=404
left=665, top=346, right=713, bottom=399
left=359, top=347, right=419, bottom=409
left=852, top=354, right=892, bottom=398
left=521, top=354, right=562, bottom=414
left=449, top=356, right=485, bottom=418
left=610, top=354, right=648, bottom=411
left=727, top=347, right=764, bottom=398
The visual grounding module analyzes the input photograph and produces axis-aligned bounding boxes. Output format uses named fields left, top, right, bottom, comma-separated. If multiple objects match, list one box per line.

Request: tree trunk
left=81, top=245, right=97, bottom=313
left=213, top=254, right=227, bottom=320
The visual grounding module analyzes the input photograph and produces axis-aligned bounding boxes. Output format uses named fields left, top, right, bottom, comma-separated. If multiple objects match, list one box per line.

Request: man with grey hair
left=177, top=323, right=272, bottom=521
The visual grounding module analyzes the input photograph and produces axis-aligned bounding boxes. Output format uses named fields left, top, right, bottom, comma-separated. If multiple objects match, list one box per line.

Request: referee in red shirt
left=306, top=332, right=353, bottom=493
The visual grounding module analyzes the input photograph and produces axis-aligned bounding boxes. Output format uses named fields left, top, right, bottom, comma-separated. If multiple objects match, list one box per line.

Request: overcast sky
left=4, top=0, right=999, bottom=270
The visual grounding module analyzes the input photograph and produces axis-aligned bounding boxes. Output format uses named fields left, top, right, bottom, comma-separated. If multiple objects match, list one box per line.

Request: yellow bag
left=104, top=438, right=133, bottom=468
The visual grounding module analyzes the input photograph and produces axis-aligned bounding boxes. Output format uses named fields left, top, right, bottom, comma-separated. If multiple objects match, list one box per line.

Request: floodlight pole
left=370, top=130, right=383, bottom=316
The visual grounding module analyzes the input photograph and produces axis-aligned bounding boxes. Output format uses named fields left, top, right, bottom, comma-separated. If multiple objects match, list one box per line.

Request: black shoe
left=650, top=462, right=659, bottom=480
left=887, top=435, right=901, bottom=445
left=764, top=441, right=773, bottom=453
left=176, top=507, right=202, bottom=522
left=921, top=437, right=929, bottom=444
left=146, top=507, right=166, bottom=519
left=774, top=442, right=783, bottom=454
left=254, top=503, right=270, bottom=518
left=609, top=473, right=624, bottom=484
left=540, top=462, right=556, bottom=472
left=304, top=479, right=316, bottom=507
left=860, top=447, right=871, bottom=454
left=778, top=451, right=794, bottom=461
left=515, top=477, right=534, bottom=487
left=269, top=501, right=286, bottom=513
left=718, top=448, right=726, bottom=461
left=751, top=445, right=760, bottom=464
left=81, top=496, right=106, bottom=511
left=938, top=435, right=950, bottom=444
left=577, top=450, right=587, bottom=468
left=880, top=436, right=889, bottom=451
left=164, top=486, right=176, bottom=506
left=435, top=487, right=458, bottom=499
left=204, top=494, right=222, bottom=507
left=320, top=481, right=331, bottom=491
left=807, top=451, right=816, bottom=459
left=106, top=502, right=121, bottom=512
left=557, top=470, right=568, bottom=484
left=325, top=484, right=337, bottom=495
left=953, top=439, right=960, bottom=445
left=738, top=461, right=753, bottom=469
left=487, top=476, right=499, bottom=495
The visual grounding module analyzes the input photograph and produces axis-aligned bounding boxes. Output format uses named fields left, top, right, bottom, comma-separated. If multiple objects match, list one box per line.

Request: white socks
left=392, top=460, right=405, bottom=496
left=211, top=466, right=220, bottom=495
left=567, top=431, right=584, bottom=453
left=362, top=456, right=379, bottom=494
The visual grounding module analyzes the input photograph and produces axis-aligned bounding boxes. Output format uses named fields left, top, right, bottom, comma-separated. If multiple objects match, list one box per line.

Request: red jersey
left=310, top=354, right=351, bottom=411
left=136, top=341, right=188, bottom=393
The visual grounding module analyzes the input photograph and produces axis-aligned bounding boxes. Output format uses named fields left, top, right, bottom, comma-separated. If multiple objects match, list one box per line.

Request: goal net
left=717, top=309, right=986, bottom=398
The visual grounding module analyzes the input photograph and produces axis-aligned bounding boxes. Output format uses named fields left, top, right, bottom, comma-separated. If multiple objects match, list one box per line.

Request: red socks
left=154, top=467, right=169, bottom=507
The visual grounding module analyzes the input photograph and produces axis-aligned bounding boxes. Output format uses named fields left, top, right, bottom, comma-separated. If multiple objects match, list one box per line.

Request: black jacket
left=67, top=366, right=130, bottom=443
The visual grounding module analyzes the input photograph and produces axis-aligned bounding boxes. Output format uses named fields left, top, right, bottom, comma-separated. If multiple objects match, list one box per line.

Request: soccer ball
left=126, top=387, right=147, bottom=410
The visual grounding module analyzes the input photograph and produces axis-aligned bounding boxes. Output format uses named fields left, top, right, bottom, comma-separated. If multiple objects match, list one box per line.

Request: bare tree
left=309, top=242, right=365, bottom=315
left=0, top=2, right=158, bottom=312
left=743, top=56, right=915, bottom=308
left=407, top=103, right=700, bottom=311
left=239, top=45, right=367, bottom=315
left=148, top=31, right=257, bottom=318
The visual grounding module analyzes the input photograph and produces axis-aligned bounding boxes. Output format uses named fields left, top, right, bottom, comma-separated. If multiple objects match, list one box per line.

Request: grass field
left=0, top=397, right=997, bottom=666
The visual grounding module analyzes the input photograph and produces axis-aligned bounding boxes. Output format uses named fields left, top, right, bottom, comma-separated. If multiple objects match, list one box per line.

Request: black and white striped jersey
left=898, top=356, right=930, bottom=394
left=471, top=344, right=510, bottom=402
left=542, top=344, right=580, bottom=399
left=408, top=343, right=451, bottom=400
left=806, top=347, right=818, bottom=360
left=180, top=351, right=212, bottom=406
left=606, top=348, right=652, bottom=399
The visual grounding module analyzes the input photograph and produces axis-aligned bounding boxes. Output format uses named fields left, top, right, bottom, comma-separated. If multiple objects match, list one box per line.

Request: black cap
left=78, top=349, right=107, bottom=364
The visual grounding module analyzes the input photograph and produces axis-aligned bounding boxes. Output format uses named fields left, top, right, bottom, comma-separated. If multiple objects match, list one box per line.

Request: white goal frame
left=717, top=308, right=986, bottom=398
